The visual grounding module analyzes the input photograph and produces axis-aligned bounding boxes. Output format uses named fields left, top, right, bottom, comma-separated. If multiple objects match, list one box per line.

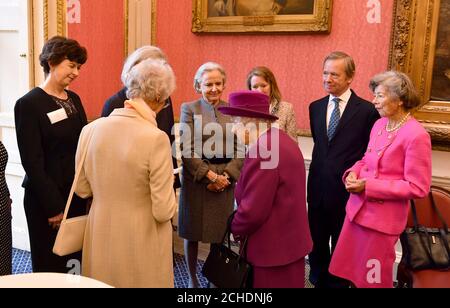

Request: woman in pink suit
left=219, top=91, right=312, bottom=288
left=329, top=71, right=432, bottom=288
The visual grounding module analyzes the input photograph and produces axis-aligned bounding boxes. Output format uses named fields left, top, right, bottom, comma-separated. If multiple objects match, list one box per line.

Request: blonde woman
left=247, top=66, right=298, bottom=141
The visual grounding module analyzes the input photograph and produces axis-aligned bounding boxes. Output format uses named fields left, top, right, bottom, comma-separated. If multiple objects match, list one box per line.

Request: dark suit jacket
left=15, top=87, right=88, bottom=218
left=307, top=90, right=379, bottom=213
left=102, top=87, right=180, bottom=188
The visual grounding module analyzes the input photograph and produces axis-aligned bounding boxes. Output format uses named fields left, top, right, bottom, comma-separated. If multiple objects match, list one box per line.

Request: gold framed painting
left=192, top=0, right=333, bottom=33
left=389, top=0, right=450, bottom=151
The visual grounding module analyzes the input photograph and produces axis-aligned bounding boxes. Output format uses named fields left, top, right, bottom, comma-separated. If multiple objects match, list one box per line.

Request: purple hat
left=218, top=90, right=278, bottom=120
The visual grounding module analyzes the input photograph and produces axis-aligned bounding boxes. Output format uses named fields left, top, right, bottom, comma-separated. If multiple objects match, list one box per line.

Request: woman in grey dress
left=178, top=62, right=243, bottom=287
left=0, top=141, right=12, bottom=275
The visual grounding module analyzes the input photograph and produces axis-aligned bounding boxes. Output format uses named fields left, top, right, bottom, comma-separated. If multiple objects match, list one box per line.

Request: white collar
left=329, top=88, right=352, bottom=105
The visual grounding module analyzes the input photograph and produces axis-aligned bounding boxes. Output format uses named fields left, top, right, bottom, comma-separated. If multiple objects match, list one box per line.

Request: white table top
left=0, top=273, right=113, bottom=288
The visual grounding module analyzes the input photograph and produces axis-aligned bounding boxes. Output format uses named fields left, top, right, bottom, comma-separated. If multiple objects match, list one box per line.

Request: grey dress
left=178, top=99, right=244, bottom=243
left=0, top=141, right=11, bottom=275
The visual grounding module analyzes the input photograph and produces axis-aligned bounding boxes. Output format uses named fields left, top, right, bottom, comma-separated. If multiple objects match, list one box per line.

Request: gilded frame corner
left=389, top=0, right=450, bottom=151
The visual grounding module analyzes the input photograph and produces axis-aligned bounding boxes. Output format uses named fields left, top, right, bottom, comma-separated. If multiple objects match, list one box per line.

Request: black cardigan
left=15, top=87, right=88, bottom=217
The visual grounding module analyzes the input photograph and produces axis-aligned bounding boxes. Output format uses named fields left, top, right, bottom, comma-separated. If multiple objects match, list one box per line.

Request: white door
left=0, top=0, right=31, bottom=251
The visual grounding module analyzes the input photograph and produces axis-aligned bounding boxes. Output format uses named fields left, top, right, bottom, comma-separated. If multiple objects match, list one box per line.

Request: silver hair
left=193, top=62, right=226, bottom=93
left=369, top=70, right=420, bottom=110
left=121, top=46, right=167, bottom=85
left=125, top=59, right=176, bottom=103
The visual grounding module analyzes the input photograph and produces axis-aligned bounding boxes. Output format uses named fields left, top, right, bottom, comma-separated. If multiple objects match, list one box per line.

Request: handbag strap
left=61, top=124, right=95, bottom=222
left=410, top=192, right=449, bottom=231
left=429, top=189, right=449, bottom=231
left=428, top=190, right=450, bottom=261
left=410, top=199, right=420, bottom=230
left=224, top=211, right=249, bottom=260
left=410, top=193, right=450, bottom=265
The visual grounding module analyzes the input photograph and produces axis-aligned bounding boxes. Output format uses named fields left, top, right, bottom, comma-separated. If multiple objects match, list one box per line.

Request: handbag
left=400, top=193, right=450, bottom=271
left=202, top=212, right=252, bottom=288
left=53, top=126, right=94, bottom=257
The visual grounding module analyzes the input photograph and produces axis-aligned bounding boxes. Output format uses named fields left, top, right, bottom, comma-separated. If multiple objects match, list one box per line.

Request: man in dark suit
left=307, top=51, right=379, bottom=288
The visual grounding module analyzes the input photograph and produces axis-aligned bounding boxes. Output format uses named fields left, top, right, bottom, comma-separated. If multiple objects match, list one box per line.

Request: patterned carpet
left=12, top=248, right=209, bottom=288
left=12, top=248, right=312, bottom=288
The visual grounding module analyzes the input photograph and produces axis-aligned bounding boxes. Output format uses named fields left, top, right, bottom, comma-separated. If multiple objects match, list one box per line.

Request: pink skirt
left=329, top=216, right=398, bottom=288
left=252, top=258, right=305, bottom=288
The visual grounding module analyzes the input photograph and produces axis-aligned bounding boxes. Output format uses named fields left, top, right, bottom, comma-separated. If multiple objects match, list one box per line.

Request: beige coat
left=75, top=107, right=176, bottom=288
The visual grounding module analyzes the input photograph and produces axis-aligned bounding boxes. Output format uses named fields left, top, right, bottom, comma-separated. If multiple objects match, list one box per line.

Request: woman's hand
left=215, top=174, right=230, bottom=189
left=345, top=171, right=357, bottom=186
left=345, top=175, right=366, bottom=194
left=48, top=212, right=64, bottom=230
left=206, top=173, right=231, bottom=192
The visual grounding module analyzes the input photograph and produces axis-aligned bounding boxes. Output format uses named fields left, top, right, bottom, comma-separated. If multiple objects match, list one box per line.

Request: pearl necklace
left=385, top=112, right=411, bottom=132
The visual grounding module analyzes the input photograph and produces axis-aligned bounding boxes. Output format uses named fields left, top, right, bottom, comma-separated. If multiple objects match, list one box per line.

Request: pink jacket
left=343, top=117, right=432, bottom=235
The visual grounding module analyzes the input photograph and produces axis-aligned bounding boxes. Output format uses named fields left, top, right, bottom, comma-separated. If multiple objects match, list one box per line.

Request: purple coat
left=231, top=128, right=312, bottom=267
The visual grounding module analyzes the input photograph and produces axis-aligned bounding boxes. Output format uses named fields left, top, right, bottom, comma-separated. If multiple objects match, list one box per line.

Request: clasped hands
left=206, top=171, right=231, bottom=193
left=345, top=171, right=366, bottom=193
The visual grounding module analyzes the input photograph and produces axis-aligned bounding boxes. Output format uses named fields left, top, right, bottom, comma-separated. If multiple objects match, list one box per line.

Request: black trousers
left=24, top=189, right=84, bottom=273
left=308, top=201, right=350, bottom=288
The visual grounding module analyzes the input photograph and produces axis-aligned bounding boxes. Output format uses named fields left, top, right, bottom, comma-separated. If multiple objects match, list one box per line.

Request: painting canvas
left=193, top=0, right=332, bottom=33
left=207, top=0, right=315, bottom=17
left=430, top=0, right=450, bottom=102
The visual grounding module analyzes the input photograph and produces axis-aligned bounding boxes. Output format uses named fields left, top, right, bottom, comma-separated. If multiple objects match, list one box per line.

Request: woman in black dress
left=14, top=36, right=88, bottom=273
left=0, top=141, right=12, bottom=275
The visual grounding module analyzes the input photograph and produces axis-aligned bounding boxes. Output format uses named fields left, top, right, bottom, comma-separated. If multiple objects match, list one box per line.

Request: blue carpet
left=12, top=249, right=312, bottom=288
left=12, top=248, right=208, bottom=288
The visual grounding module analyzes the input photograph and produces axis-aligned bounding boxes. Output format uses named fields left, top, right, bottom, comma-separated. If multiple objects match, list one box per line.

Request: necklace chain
left=386, top=112, right=411, bottom=132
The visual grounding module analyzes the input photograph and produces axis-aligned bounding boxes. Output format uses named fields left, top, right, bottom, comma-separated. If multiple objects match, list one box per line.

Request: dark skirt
left=24, top=189, right=84, bottom=273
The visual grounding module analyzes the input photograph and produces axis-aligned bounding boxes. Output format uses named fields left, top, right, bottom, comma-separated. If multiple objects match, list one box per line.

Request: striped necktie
left=327, top=97, right=341, bottom=140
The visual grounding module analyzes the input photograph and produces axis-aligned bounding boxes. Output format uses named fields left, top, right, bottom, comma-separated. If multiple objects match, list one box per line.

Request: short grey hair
left=121, top=46, right=167, bottom=84
left=193, top=62, right=226, bottom=93
left=125, top=59, right=176, bottom=103
left=369, top=71, right=420, bottom=110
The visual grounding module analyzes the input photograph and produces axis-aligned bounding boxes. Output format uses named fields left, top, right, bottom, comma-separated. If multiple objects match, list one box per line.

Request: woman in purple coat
left=329, top=71, right=432, bottom=288
left=219, top=91, right=312, bottom=288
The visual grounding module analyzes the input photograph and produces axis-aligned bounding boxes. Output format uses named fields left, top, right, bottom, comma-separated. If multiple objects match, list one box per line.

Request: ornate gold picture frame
left=389, top=0, right=450, bottom=151
left=192, top=0, right=332, bottom=33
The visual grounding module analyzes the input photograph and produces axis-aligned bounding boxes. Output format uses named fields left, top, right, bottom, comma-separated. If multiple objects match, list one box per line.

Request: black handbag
left=400, top=195, right=450, bottom=271
left=202, top=212, right=252, bottom=288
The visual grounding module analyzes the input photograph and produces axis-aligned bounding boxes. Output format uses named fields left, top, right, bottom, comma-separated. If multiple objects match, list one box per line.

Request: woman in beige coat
left=74, top=59, right=177, bottom=288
